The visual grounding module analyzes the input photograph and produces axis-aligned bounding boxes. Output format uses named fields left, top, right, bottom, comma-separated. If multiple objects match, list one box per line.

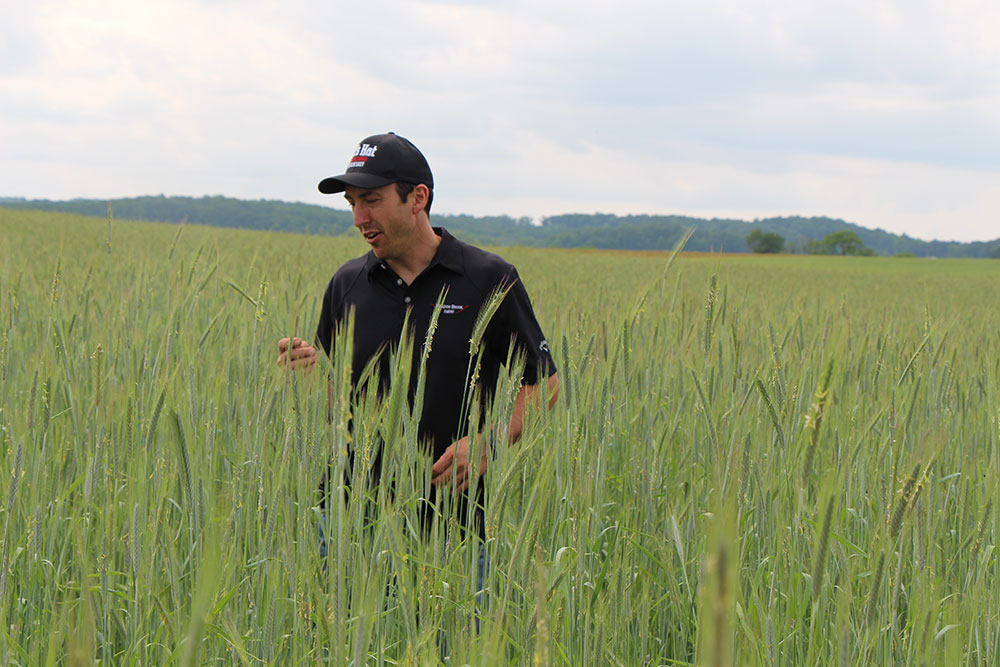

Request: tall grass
left=0, top=208, right=998, bottom=664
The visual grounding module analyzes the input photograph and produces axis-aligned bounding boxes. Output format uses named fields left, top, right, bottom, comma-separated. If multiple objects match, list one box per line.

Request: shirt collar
left=428, top=227, right=465, bottom=274
left=364, top=226, right=465, bottom=277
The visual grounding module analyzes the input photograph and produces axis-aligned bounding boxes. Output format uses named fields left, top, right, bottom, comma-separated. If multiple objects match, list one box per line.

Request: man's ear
left=410, top=184, right=429, bottom=214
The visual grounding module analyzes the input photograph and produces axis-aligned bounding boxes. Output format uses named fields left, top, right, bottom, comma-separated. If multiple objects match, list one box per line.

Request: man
left=276, top=132, right=558, bottom=539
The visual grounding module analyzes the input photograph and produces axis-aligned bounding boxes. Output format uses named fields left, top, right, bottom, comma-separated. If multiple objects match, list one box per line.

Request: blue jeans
left=474, top=545, right=489, bottom=631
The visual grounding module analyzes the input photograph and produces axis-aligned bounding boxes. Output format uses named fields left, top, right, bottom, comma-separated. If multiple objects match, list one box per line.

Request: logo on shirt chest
left=435, top=303, right=469, bottom=315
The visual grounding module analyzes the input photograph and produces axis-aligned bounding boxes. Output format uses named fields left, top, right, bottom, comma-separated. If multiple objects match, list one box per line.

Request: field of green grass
left=1, top=208, right=998, bottom=665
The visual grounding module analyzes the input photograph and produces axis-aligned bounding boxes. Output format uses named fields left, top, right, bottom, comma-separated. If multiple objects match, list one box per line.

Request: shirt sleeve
left=486, top=267, right=557, bottom=385
left=315, top=279, right=336, bottom=357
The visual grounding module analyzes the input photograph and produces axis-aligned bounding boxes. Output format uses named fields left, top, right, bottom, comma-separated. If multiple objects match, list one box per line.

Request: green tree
left=746, top=230, right=785, bottom=254
left=990, top=245, right=1000, bottom=259
left=823, top=230, right=866, bottom=255
left=804, top=230, right=876, bottom=256
left=805, top=239, right=826, bottom=255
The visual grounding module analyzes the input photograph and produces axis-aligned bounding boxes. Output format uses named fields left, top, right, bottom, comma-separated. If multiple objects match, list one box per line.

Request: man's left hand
left=431, top=435, right=490, bottom=492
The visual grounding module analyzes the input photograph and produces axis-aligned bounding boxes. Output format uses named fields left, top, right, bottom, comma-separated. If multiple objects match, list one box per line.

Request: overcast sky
left=3, top=1, right=999, bottom=242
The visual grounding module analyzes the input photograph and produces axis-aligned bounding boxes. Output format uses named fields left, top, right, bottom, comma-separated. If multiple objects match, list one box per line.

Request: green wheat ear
left=410, top=286, right=448, bottom=430
left=469, top=276, right=515, bottom=358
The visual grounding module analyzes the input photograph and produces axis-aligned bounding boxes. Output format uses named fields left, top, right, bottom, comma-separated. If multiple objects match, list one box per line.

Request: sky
left=2, top=0, right=999, bottom=243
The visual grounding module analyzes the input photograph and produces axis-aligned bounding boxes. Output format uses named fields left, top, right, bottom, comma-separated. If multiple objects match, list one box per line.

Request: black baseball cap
left=318, top=132, right=434, bottom=194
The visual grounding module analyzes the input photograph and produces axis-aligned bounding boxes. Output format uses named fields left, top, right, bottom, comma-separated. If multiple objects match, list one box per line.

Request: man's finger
left=278, top=340, right=317, bottom=370
left=431, top=463, right=451, bottom=485
left=431, top=447, right=454, bottom=475
left=288, top=356, right=316, bottom=370
left=448, top=461, right=467, bottom=484
left=454, top=463, right=471, bottom=491
left=287, top=347, right=315, bottom=361
left=278, top=337, right=312, bottom=354
left=432, top=457, right=455, bottom=486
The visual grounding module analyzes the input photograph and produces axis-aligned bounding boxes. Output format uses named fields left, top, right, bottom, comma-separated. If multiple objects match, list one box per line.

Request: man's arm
left=506, top=371, right=560, bottom=444
left=431, top=373, right=560, bottom=492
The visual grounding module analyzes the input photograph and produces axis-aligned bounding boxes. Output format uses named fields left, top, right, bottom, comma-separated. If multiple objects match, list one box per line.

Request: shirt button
left=380, top=263, right=386, bottom=269
left=396, top=278, right=403, bottom=286
left=404, top=296, right=411, bottom=304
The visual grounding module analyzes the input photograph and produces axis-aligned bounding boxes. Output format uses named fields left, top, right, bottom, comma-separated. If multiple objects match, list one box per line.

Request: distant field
left=1, top=208, right=998, bottom=664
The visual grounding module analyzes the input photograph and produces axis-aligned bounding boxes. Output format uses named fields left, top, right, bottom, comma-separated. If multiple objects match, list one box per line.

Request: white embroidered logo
left=348, top=143, right=378, bottom=169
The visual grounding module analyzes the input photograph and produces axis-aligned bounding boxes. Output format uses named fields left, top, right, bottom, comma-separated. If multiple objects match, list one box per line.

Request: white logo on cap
left=348, top=143, right=379, bottom=170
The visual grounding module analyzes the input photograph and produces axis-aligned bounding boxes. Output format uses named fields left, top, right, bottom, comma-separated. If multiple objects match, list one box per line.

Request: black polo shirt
left=315, top=227, right=556, bottom=461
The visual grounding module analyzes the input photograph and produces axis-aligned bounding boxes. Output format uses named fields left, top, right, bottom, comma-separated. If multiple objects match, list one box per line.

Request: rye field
left=1, top=208, right=999, bottom=665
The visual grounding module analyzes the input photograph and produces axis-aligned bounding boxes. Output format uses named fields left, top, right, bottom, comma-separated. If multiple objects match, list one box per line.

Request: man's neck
left=386, top=219, right=441, bottom=285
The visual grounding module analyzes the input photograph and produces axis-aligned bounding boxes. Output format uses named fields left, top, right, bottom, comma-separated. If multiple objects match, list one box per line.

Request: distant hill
left=2, top=195, right=998, bottom=258
left=0, top=195, right=354, bottom=236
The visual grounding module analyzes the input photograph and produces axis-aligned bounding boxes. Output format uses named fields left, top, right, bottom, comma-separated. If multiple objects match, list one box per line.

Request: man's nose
left=353, top=206, right=370, bottom=227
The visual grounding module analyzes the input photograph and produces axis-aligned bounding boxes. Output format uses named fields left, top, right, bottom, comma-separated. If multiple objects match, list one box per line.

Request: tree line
left=2, top=195, right=998, bottom=258
left=747, top=229, right=878, bottom=256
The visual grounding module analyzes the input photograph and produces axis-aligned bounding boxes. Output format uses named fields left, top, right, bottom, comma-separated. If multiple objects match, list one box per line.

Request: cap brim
left=318, top=172, right=395, bottom=194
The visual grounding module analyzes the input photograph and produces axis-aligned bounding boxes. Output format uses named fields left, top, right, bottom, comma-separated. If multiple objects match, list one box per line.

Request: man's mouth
left=363, top=230, right=382, bottom=244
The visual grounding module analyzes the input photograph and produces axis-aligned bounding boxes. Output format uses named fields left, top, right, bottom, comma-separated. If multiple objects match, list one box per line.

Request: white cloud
left=1, top=0, right=998, bottom=242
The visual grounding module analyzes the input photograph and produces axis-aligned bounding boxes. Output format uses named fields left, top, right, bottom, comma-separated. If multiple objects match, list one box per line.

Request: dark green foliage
left=746, top=230, right=785, bottom=254
left=824, top=230, right=867, bottom=255
left=990, top=245, right=1000, bottom=259
left=805, top=230, right=877, bottom=256
left=1, top=196, right=997, bottom=257
left=0, top=195, right=356, bottom=235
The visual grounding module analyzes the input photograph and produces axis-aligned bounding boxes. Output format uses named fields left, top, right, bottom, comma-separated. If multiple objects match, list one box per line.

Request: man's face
left=344, top=183, right=414, bottom=261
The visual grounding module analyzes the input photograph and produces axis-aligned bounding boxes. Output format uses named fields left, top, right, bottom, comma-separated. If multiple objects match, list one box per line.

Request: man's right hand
left=277, top=337, right=317, bottom=371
